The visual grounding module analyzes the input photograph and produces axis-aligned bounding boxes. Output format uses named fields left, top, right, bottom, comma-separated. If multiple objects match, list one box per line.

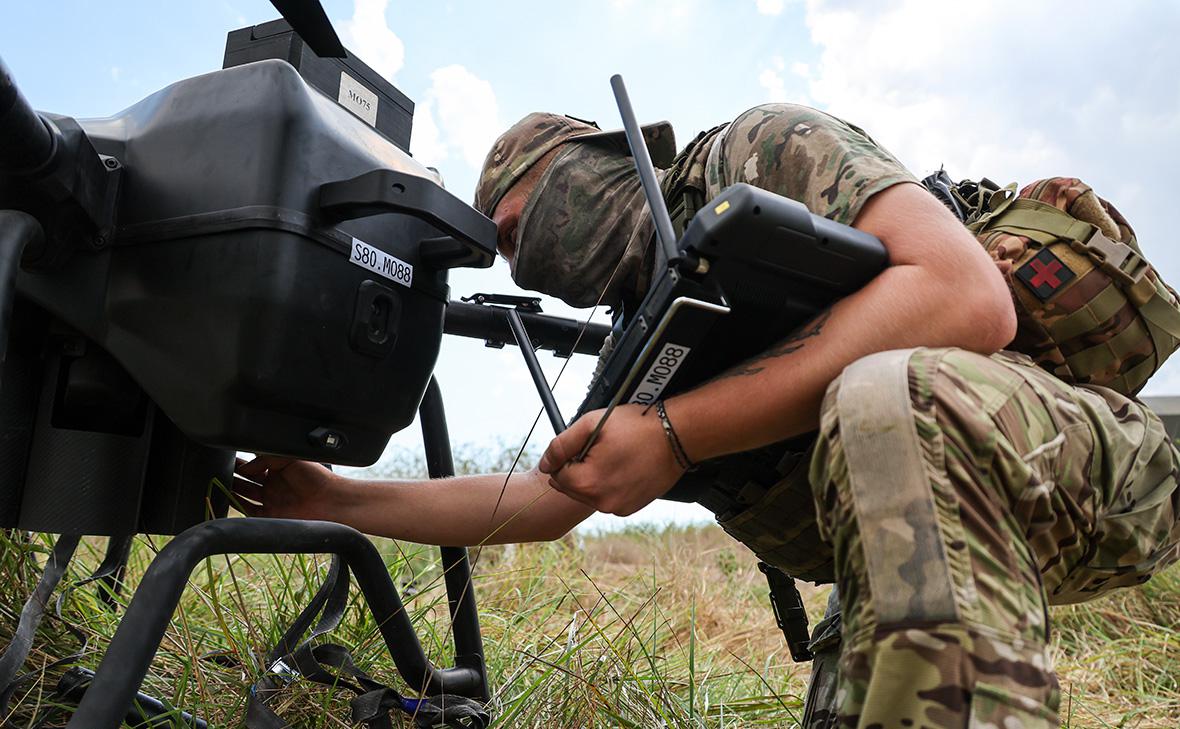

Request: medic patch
left=1016, top=248, right=1076, bottom=301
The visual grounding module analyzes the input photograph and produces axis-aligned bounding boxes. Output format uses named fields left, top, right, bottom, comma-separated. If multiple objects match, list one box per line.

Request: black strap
left=758, top=562, right=814, bottom=662
left=241, top=556, right=490, bottom=729
left=83, top=533, right=134, bottom=609
left=0, top=533, right=81, bottom=718
left=0, top=533, right=182, bottom=727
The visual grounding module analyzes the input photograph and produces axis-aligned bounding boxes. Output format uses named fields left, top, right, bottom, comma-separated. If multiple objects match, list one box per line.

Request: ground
left=2, top=523, right=1177, bottom=728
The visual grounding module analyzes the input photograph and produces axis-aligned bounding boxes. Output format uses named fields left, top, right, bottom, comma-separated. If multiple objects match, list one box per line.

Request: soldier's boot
left=811, top=346, right=1180, bottom=728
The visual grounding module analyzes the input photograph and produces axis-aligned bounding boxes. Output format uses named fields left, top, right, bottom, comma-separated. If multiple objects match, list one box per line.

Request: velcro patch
left=1016, top=248, right=1076, bottom=301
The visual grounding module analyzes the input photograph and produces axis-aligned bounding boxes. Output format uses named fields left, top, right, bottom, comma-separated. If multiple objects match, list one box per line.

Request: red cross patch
left=1016, top=248, right=1076, bottom=301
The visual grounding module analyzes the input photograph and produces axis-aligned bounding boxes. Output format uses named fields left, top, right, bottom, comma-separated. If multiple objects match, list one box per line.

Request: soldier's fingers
left=235, top=455, right=291, bottom=480
left=539, top=416, right=594, bottom=474
left=547, top=475, right=597, bottom=510
left=231, top=475, right=264, bottom=504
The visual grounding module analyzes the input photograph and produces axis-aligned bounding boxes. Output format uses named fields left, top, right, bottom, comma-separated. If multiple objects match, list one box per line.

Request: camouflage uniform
left=475, top=104, right=1180, bottom=727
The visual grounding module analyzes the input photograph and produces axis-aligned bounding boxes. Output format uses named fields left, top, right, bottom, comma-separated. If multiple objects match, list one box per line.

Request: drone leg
left=65, top=519, right=484, bottom=729
left=419, top=376, right=489, bottom=702
left=506, top=308, right=566, bottom=433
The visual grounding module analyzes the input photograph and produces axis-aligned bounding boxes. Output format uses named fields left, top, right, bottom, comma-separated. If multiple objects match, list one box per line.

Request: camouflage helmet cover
left=473, top=112, right=676, bottom=218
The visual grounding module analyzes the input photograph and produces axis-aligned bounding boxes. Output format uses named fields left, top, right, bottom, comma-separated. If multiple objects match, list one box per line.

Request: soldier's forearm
left=335, top=468, right=593, bottom=545
left=667, top=182, right=1016, bottom=462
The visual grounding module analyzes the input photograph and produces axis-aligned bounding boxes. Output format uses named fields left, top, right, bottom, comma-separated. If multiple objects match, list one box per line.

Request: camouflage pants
left=803, top=347, right=1180, bottom=728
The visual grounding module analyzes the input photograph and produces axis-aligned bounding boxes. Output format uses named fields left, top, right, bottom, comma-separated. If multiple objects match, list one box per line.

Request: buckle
left=268, top=657, right=301, bottom=684
left=1072, top=228, right=1150, bottom=288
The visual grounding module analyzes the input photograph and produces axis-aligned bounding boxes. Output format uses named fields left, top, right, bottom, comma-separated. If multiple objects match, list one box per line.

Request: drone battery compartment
left=223, top=18, right=415, bottom=153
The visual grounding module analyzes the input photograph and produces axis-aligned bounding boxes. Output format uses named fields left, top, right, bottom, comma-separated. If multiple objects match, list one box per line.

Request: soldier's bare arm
left=542, top=181, right=1017, bottom=514
left=233, top=457, right=593, bottom=544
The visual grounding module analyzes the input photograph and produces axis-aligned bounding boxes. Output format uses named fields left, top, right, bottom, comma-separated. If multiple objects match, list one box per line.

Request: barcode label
left=629, top=343, right=691, bottom=405
left=350, top=237, right=413, bottom=288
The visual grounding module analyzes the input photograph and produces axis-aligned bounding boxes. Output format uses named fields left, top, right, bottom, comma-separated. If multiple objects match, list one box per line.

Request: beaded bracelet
left=655, top=400, right=696, bottom=471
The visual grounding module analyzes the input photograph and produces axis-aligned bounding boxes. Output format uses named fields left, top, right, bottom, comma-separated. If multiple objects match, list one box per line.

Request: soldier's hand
left=232, top=456, right=342, bottom=521
left=539, top=404, right=685, bottom=516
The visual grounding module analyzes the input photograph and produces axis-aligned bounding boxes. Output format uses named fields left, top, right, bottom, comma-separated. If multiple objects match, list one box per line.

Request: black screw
left=103, top=158, right=119, bottom=169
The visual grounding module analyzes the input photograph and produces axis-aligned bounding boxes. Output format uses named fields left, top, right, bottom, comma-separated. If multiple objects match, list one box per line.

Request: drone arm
left=0, top=56, right=54, bottom=174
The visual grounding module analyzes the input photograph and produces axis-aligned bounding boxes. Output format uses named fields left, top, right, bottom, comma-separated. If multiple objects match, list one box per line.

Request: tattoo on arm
left=710, top=308, right=833, bottom=382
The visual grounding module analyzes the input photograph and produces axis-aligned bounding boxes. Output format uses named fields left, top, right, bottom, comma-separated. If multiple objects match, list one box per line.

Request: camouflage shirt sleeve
left=704, top=104, right=917, bottom=226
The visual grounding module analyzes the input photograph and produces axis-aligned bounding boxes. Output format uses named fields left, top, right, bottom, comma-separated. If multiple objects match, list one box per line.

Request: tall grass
left=2, top=523, right=1178, bottom=728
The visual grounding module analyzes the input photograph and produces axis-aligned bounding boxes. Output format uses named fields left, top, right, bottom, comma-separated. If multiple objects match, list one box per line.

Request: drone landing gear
left=57, top=377, right=487, bottom=729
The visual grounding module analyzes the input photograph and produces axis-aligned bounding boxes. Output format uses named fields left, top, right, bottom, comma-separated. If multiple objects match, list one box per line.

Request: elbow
left=959, top=277, right=1017, bottom=354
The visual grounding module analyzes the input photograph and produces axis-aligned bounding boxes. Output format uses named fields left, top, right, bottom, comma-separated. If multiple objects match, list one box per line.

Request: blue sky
left=4, top=1, right=1179, bottom=529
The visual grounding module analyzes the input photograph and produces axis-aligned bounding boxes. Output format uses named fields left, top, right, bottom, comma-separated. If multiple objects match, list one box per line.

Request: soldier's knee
left=810, top=347, right=985, bottom=536
left=811, top=348, right=934, bottom=486
left=810, top=350, right=924, bottom=538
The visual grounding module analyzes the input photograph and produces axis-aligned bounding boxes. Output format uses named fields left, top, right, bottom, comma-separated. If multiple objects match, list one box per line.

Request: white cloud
left=758, top=56, right=787, bottom=101
left=339, top=0, right=405, bottom=81
left=798, top=0, right=1180, bottom=186
left=797, top=0, right=1180, bottom=391
left=409, top=97, right=446, bottom=169
left=336, top=2, right=495, bottom=175
left=411, top=64, right=500, bottom=173
left=757, top=0, right=786, bottom=15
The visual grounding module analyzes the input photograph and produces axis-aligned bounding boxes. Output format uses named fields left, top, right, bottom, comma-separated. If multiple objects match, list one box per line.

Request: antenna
left=610, top=75, right=681, bottom=268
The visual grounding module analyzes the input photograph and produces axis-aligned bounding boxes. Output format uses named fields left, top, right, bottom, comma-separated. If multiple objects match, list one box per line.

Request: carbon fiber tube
left=419, top=378, right=490, bottom=702
left=443, top=301, right=610, bottom=356
left=65, top=519, right=483, bottom=729
left=506, top=309, right=567, bottom=434
left=0, top=56, right=54, bottom=173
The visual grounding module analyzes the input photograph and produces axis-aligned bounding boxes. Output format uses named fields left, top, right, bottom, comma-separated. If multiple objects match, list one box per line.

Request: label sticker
left=350, top=237, right=413, bottom=288
left=338, top=72, right=379, bottom=127
left=629, top=343, right=692, bottom=406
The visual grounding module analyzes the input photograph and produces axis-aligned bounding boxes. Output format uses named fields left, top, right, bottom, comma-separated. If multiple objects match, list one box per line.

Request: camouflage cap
left=473, top=112, right=676, bottom=218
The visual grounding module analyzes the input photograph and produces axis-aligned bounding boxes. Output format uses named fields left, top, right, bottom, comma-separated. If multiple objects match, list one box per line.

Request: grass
left=1, top=522, right=1178, bottom=727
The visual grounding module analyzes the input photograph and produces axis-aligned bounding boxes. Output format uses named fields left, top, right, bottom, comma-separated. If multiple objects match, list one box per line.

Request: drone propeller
left=268, top=0, right=347, bottom=57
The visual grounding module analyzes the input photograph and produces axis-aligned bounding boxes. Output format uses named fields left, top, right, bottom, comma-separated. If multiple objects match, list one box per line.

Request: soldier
left=235, top=105, right=1180, bottom=727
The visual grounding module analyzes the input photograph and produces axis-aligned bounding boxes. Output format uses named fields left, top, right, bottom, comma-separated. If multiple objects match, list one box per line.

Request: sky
left=4, top=1, right=1180, bottom=530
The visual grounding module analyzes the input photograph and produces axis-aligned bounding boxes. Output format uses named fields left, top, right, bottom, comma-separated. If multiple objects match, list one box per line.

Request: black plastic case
left=16, top=59, right=494, bottom=467
left=223, top=19, right=415, bottom=151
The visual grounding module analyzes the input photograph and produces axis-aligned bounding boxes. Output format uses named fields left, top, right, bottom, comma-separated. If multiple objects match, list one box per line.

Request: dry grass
left=1, top=524, right=1177, bottom=727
